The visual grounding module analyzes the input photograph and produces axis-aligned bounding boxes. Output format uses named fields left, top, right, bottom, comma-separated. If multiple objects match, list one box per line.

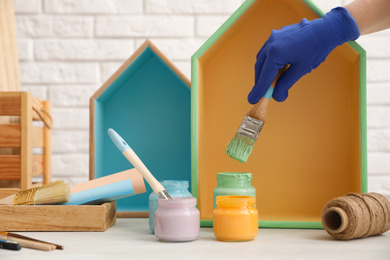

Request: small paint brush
left=0, top=232, right=63, bottom=250
left=0, top=180, right=70, bottom=205
left=108, top=128, right=172, bottom=200
left=225, top=65, right=288, bottom=162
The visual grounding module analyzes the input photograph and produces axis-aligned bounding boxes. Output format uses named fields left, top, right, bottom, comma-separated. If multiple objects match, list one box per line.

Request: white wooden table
left=1, top=218, right=389, bottom=260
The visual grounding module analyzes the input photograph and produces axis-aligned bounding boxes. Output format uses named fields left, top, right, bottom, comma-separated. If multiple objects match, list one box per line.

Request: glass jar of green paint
left=213, top=172, right=256, bottom=208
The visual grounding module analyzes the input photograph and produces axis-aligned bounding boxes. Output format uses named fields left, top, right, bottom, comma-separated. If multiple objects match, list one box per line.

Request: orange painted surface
left=196, top=0, right=362, bottom=223
left=213, top=196, right=258, bottom=241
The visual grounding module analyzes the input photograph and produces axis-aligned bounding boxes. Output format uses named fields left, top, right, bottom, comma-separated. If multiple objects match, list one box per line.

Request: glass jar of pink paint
left=154, top=197, right=200, bottom=242
left=149, top=180, right=192, bottom=233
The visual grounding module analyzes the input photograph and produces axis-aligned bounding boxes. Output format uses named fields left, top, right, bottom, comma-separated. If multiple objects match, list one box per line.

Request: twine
left=322, top=192, right=390, bottom=240
left=32, top=105, right=52, bottom=129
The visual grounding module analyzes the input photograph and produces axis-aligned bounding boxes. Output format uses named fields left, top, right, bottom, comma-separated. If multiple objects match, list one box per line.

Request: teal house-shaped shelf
left=90, top=40, right=191, bottom=216
left=191, top=0, right=367, bottom=228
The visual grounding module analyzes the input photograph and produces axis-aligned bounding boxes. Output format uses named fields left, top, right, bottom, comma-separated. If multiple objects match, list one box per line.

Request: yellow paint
left=213, top=196, right=258, bottom=241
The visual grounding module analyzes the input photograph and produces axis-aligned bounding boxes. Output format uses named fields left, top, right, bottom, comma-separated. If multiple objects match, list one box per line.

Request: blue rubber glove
left=248, top=7, right=360, bottom=104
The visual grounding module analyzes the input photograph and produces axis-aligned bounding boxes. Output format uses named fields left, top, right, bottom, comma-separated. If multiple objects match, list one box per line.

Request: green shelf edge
left=191, top=0, right=368, bottom=228
left=200, top=220, right=324, bottom=229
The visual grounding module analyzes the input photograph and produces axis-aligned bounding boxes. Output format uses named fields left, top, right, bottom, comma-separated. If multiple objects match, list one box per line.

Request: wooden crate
left=0, top=92, right=52, bottom=198
left=0, top=201, right=116, bottom=231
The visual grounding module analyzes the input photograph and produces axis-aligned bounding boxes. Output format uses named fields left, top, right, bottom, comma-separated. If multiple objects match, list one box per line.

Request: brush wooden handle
left=246, top=65, right=289, bottom=121
left=0, top=235, right=55, bottom=251
left=122, top=149, right=165, bottom=195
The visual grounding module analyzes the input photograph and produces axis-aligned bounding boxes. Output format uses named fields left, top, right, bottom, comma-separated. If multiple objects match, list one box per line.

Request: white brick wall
left=14, top=0, right=390, bottom=197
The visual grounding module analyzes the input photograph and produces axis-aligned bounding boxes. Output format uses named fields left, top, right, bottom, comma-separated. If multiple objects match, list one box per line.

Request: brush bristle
left=225, top=133, right=256, bottom=163
left=34, top=180, right=71, bottom=205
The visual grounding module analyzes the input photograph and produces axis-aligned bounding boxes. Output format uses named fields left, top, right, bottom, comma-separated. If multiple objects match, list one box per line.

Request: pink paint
left=154, top=197, right=200, bottom=242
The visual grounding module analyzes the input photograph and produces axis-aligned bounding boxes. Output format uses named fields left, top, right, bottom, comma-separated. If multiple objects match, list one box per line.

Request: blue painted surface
left=264, top=86, right=274, bottom=100
left=108, top=128, right=131, bottom=153
left=94, top=46, right=191, bottom=212
left=61, top=179, right=136, bottom=205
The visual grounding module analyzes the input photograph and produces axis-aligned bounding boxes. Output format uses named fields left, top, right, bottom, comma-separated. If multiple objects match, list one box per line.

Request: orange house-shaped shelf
left=191, top=0, right=367, bottom=228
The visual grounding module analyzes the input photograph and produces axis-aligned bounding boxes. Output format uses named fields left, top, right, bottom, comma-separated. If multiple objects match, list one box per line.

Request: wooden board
left=0, top=0, right=20, bottom=91
left=0, top=201, right=116, bottom=231
left=0, top=0, right=21, bottom=188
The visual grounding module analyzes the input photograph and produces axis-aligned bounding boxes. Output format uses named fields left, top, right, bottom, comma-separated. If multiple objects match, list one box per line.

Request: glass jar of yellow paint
left=213, top=196, right=258, bottom=241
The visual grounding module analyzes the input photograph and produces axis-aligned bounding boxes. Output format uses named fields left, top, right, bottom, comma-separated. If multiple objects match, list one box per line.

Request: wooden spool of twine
left=322, top=192, right=390, bottom=240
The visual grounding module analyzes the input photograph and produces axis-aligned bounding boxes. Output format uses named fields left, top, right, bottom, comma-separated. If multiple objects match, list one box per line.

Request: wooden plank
left=0, top=95, right=21, bottom=115
left=117, top=211, right=148, bottom=218
left=20, top=92, right=32, bottom=190
left=0, top=155, right=21, bottom=180
left=0, top=0, right=22, bottom=181
left=0, top=188, right=19, bottom=199
left=0, top=0, right=20, bottom=92
left=42, top=100, right=51, bottom=184
left=0, top=124, right=20, bottom=147
left=32, top=125, right=43, bottom=148
left=0, top=201, right=116, bottom=231
left=0, top=92, right=21, bottom=185
left=89, top=98, right=95, bottom=179
left=32, top=154, right=43, bottom=177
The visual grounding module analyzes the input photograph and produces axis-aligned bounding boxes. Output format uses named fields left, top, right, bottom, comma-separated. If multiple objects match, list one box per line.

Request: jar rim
left=216, top=173, right=253, bottom=186
left=217, top=172, right=252, bottom=177
left=158, top=197, right=197, bottom=207
left=216, top=196, right=255, bottom=206
left=159, top=180, right=189, bottom=189
left=160, top=180, right=189, bottom=184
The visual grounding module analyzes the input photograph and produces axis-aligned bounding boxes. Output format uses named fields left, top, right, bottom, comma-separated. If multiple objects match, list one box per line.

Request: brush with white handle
left=108, top=128, right=172, bottom=200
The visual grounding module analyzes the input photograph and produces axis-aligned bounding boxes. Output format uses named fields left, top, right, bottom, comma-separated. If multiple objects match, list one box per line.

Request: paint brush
left=225, top=65, right=288, bottom=162
left=0, top=234, right=55, bottom=251
left=0, top=180, right=70, bottom=205
left=0, top=240, right=22, bottom=251
left=0, top=232, right=63, bottom=250
left=108, top=128, right=172, bottom=200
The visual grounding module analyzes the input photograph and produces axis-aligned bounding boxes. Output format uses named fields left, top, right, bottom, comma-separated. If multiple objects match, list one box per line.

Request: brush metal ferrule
left=237, top=116, right=264, bottom=141
left=158, top=190, right=172, bottom=200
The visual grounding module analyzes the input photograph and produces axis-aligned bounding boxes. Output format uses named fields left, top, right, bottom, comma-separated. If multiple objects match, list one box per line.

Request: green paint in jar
left=213, top=172, right=256, bottom=208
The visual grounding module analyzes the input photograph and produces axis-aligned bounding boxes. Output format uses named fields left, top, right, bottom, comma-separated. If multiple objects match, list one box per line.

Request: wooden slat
left=0, top=0, right=20, bottom=92
left=32, top=154, right=43, bottom=177
left=31, top=182, right=43, bottom=188
left=0, top=201, right=116, bottom=231
left=0, top=155, right=21, bottom=180
left=42, top=100, right=51, bottom=184
left=20, top=92, right=32, bottom=190
left=0, top=188, right=19, bottom=199
left=0, top=95, right=21, bottom=115
left=32, top=125, right=43, bottom=148
left=0, top=123, right=20, bottom=147
left=117, top=212, right=149, bottom=218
